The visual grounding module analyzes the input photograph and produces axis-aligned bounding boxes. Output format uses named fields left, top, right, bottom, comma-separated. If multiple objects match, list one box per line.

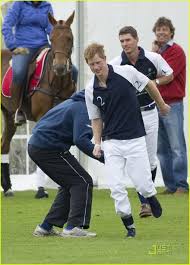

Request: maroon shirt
left=159, top=43, right=186, bottom=104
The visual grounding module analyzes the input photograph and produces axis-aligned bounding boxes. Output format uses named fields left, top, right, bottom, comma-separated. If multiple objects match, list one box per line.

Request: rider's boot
left=10, top=83, right=27, bottom=125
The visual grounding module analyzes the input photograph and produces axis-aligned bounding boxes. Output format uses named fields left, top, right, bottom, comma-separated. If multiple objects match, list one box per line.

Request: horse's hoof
left=4, top=189, right=14, bottom=197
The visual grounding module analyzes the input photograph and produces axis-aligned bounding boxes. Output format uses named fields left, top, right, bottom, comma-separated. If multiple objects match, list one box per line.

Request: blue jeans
left=157, top=101, right=188, bottom=192
left=12, top=48, right=39, bottom=86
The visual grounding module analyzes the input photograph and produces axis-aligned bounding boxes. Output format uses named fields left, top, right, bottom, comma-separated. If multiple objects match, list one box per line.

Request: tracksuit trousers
left=28, top=144, right=93, bottom=229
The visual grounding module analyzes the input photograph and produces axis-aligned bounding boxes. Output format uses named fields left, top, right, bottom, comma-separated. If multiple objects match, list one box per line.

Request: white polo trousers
left=141, top=108, right=159, bottom=171
left=103, top=136, right=157, bottom=217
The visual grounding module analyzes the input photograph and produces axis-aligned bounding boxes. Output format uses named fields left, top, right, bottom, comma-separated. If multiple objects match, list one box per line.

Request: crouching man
left=28, top=90, right=104, bottom=238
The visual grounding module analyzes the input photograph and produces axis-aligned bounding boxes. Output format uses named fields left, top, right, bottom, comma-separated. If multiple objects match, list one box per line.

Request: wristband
left=155, top=79, right=160, bottom=85
left=95, top=144, right=101, bottom=148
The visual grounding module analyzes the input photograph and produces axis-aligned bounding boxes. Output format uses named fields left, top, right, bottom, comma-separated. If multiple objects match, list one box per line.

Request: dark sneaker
left=14, top=109, right=26, bottom=126
left=147, top=196, right=162, bottom=218
left=126, top=228, right=136, bottom=238
left=35, top=187, right=49, bottom=199
left=139, top=203, right=152, bottom=218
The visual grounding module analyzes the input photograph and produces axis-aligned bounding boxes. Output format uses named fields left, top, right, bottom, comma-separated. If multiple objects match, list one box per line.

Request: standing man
left=152, top=17, right=188, bottom=194
left=110, top=26, right=173, bottom=217
left=28, top=90, right=104, bottom=238
left=84, top=43, right=170, bottom=238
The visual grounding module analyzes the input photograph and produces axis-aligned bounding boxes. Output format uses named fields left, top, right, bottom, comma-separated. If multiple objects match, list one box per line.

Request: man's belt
left=140, top=103, right=156, bottom=111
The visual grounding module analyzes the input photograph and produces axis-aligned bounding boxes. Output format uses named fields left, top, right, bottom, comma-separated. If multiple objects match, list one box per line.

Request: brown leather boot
left=175, top=187, right=189, bottom=194
left=10, top=83, right=26, bottom=125
left=139, top=203, right=152, bottom=218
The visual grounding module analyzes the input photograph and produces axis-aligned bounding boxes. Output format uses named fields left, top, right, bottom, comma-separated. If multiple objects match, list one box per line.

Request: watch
left=155, top=79, right=160, bottom=85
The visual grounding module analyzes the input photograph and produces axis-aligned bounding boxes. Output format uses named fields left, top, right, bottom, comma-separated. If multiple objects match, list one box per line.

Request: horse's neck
left=48, top=49, right=54, bottom=62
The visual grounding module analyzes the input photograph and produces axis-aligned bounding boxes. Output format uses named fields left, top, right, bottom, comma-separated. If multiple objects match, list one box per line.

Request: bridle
left=32, top=51, right=72, bottom=101
left=51, top=25, right=73, bottom=74
left=52, top=50, right=72, bottom=73
left=31, top=23, right=74, bottom=101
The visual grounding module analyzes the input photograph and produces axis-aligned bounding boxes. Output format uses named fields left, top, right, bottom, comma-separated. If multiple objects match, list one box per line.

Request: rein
left=32, top=87, right=68, bottom=101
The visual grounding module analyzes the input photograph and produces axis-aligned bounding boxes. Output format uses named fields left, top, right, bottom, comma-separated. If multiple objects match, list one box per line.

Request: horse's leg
left=1, top=107, right=17, bottom=196
left=30, top=92, right=52, bottom=198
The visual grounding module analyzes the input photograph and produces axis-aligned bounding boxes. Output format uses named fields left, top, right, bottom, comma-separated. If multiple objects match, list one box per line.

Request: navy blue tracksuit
left=28, top=90, right=104, bottom=229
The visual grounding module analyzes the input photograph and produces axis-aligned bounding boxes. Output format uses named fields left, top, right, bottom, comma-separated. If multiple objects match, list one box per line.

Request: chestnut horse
left=1, top=12, right=76, bottom=195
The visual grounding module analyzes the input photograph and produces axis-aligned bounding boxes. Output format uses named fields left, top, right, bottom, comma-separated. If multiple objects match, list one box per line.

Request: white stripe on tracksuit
left=60, top=154, right=89, bottom=228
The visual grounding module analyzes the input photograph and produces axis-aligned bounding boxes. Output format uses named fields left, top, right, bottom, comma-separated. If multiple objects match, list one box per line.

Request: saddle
left=2, top=48, right=50, bottom=98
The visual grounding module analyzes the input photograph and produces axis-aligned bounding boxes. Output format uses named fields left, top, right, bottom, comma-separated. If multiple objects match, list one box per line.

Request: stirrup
left=14, top=109, right=27, bottom=126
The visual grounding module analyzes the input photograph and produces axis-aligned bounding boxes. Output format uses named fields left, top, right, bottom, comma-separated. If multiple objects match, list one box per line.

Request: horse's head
left=48, top=12, right=75, bottom=76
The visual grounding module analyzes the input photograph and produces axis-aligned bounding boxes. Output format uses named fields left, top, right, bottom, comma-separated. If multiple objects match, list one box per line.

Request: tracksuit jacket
left=29, top=90, right=104, bottom=163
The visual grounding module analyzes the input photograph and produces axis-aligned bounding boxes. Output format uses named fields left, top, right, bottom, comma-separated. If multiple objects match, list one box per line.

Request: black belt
left=103, top=135, right=112, bottom=141
left=140, top=103, right=156, bottom=111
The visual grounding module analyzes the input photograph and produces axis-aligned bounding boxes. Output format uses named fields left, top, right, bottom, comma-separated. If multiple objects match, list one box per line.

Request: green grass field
left=1, top=188, right=189, bottom=264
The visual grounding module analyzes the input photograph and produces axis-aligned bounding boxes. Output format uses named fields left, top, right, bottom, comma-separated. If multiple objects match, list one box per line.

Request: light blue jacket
left=2, top=1, right=53, bottom=50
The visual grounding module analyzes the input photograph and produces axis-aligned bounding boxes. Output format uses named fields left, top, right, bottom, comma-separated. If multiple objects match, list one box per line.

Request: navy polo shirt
left=110, top=47, right=173, bottom=107
left=85, top=64, right=149, bottom=140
